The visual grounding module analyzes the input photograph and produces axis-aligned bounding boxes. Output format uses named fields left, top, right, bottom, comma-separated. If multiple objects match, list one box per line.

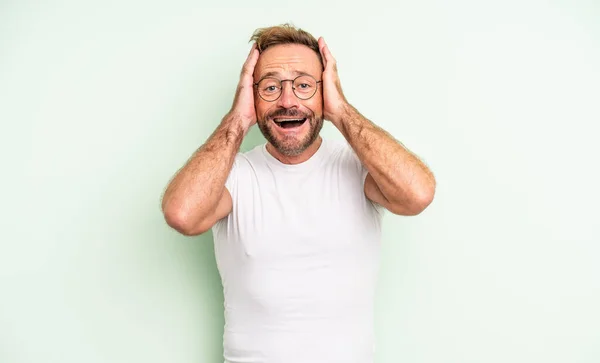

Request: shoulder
left=231, top=143, right=267, bottom=170
left=224, top=143, right=266, bottom=189
left=323, top=137, right=351, bottom=154
left=322, top=138, right=386, bottom=217
left=322, top=138, right=364, bottom=173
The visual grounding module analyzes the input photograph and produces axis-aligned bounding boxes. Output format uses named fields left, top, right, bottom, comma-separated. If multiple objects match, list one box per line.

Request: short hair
left=250, top=23, right=323, bottom=68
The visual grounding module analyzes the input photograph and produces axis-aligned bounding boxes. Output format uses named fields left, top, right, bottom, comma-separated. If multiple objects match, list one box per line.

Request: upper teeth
left=277, top=119, right=303, bottom=122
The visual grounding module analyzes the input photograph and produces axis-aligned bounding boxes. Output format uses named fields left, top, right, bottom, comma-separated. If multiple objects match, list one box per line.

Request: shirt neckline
left=261, top=137, right=328, bottom=172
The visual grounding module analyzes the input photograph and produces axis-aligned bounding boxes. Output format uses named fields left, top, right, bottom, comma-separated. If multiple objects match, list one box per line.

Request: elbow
left=412, top=192, right=435, bottom=215
left=410, top=183, right=436, bottom=215
left=389, top=185, right=436, bottom=216
left=162, top=204, right=210, bottom=237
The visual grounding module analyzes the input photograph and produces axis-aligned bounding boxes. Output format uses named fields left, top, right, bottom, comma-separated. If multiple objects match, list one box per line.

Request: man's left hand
left=318, top=37, right=349, bottom=127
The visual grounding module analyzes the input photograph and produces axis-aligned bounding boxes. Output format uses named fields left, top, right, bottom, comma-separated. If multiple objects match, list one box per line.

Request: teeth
left=275, top=118, right=304, bottom=122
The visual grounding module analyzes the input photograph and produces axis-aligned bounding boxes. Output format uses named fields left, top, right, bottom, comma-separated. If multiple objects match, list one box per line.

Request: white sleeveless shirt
left=212, top=137, right=384, bottom=363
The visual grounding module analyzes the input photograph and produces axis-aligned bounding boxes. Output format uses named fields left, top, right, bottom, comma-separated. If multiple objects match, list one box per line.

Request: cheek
left=306, top=96, right=323, bottom=116
left=254, top=99, right=270, bottom=120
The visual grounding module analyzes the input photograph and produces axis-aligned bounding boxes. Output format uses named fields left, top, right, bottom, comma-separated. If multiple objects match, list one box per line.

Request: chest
left=228, top=168, right=379, bottom=263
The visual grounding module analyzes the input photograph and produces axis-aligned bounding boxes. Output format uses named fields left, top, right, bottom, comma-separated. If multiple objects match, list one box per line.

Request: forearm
left=335, top=104, right=436, bottom=208
left=161, top=113, right=245, bottom=226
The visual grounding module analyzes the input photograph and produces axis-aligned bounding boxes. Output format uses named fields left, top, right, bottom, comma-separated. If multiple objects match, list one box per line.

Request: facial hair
left=257, top=108, right=324, bottom=157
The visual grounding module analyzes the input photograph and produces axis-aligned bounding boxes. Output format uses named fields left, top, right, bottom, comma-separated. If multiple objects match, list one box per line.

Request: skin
left=161, top=38, right=436, bottom=236
left=253, top=43, right=324, bottom=163
left=316, top=38, right=436, bottom=215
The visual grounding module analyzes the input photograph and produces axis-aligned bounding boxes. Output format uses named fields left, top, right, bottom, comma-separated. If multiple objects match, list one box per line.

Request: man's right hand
left=162, top=43, right=261, bottom=236
left=228, top=42, right=260, bottom=133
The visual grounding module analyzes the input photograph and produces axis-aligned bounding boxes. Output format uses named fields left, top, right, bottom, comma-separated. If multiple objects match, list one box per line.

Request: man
left=161, top=24, right=436, bottom=363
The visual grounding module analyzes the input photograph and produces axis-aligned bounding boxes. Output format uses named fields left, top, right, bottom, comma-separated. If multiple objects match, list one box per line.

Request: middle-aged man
left=161, top=24, right=436, bottom=363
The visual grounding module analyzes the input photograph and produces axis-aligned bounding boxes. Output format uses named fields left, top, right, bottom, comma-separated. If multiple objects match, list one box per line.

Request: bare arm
left=337, top=105, right=436, bottom=216
left=161, top=43, right=259, bottom=235
left=317, top=37, right=436, bottom=216
left=161, top=116, right=245, bottom=235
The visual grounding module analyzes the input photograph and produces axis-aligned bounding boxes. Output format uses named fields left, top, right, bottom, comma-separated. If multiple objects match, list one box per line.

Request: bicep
left=189, top=188, right=233, bottom=235
left=364, top=173, right=389, bottom=210
left=207, top=188, right=233, bottom=227
left=364, top=173, right=416, bottom=216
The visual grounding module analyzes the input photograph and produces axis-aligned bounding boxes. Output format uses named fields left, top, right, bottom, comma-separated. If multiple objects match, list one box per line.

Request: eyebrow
left=258, top=70, right=317, bottom=79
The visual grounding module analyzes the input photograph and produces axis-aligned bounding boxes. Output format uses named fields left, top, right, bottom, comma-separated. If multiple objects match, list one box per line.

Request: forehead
left=254, top=44, right=322, bottom=80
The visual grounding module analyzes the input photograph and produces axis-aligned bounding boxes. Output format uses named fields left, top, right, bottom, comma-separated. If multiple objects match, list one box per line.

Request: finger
left=242, top=43, right=258, bottom=74
left=248, top=41, right=257, bottom=56
left=241, top=43, right=259, bottom=78
left=318, top=37, right=328, bottom=69
left=318, top=37, right=336, bottom=70
left=323, top=46, right=336, bottom=72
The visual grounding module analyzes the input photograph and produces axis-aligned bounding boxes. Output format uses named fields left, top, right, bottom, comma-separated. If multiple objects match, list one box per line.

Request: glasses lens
left=293, top=76, right=317, bottom=99
left=258, top=78, right=281, bottom=101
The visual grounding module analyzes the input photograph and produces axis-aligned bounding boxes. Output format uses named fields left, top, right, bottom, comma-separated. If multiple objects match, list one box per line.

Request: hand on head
left=228, top=36, right=349, bottom=137
left=317, top=37, right=348, bottom=126
left=229, top=43, right=260, bottom=132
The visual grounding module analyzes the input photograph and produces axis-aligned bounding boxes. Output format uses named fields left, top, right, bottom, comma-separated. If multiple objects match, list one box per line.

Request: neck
left=266, top=136, right=323, bottom=165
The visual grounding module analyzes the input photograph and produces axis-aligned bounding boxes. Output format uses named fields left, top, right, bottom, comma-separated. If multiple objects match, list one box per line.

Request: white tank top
left=212, top=137, right=384, bottom=363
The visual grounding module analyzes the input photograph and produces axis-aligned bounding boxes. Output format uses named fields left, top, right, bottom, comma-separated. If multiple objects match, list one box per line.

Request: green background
left=2, top=1, right=599, bottom=362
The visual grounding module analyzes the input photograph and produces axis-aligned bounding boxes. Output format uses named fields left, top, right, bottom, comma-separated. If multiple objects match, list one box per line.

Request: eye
left=262, top=85, right=281, bottom=94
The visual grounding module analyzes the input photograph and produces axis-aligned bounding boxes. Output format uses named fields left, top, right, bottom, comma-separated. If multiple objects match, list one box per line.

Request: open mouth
left=273, top=118, right=307, bottom=129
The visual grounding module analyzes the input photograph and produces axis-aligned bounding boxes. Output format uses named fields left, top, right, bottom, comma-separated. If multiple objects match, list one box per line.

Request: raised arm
left=161, top=44, right=259, bottom=235
left=317, top=37, right=436, bottom=216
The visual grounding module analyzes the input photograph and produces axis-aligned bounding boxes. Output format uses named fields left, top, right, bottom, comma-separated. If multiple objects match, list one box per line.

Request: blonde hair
left=250, top=23, right=323, bottom=67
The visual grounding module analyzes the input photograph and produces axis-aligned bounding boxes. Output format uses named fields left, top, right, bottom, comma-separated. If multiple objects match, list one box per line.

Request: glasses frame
left=253, top=75, right=322, bottom=102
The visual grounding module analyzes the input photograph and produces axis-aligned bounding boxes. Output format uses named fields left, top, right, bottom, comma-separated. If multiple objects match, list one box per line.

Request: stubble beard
left=257, top=108, right=324, bottom=157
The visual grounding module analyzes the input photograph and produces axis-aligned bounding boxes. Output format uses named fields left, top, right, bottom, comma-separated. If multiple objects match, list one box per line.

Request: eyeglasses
left=254, top=75, right=322, bottom=102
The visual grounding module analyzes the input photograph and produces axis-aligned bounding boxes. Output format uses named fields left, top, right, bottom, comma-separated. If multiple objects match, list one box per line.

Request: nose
left=276, top=80, right=300, bottom=109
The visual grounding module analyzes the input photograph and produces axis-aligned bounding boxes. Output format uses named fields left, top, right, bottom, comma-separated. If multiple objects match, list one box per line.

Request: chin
left=271, top=134, right=312, bottom=156
left=276, top=142, right=311, bottom=157
left=258, top=115, right=324, bottom=156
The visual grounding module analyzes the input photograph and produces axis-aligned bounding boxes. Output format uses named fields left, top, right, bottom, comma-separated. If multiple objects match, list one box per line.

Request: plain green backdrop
left=2, top=0, right=600, bottom=362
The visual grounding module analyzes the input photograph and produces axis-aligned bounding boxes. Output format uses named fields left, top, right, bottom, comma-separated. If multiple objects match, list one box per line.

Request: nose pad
left=277, top=81, right=300, bottom=108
